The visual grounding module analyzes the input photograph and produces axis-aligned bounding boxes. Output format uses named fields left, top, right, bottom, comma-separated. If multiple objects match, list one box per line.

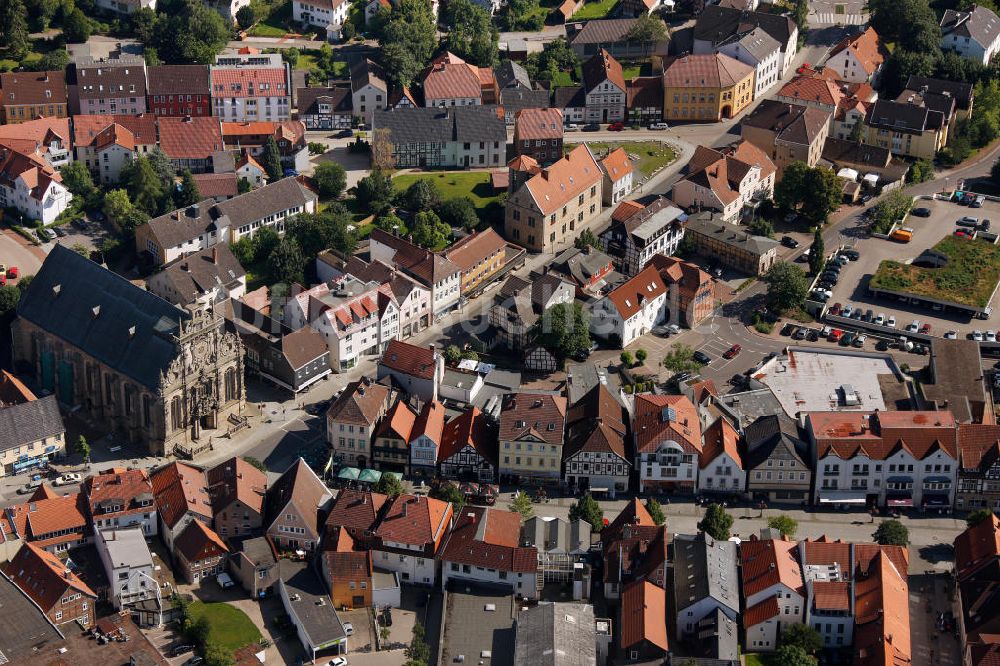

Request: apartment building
left=498, top=392, right=568, bottom=483
left=211, top=52, right=291, bottom=121
left=599, top=198, right=685, bottom=277
left=591, top=265, right=668, bottom=347
left=633, top=394, right=701, bottom=492
left=671, top=142, right=776, bottom=222
left=741, top=100, right=831, bottom=179
left=582, top=49, right=626, bottom=124
left=662, top=54, right=755, bottom=122
left=70, top=56, right=148, bottom=116
left=0, top=71, right=68, bottom=123
left=326, top=379, right=393, bottom=468
left=146, top=65, right=212, bottom=116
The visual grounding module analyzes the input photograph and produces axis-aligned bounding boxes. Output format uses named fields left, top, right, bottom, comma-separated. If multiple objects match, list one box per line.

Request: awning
left=886, top=476, right=913, bottom=483
left=819, top=493, right=867, bottom=504
left=358, top=469, right=382, bottom=483
left=337, top=467, right=360, bottom=480
left=887, top=498, right=913, bottom=507
left=923, top=495, right=950, bottom=506
left=924, top=476, right=951, bottom=484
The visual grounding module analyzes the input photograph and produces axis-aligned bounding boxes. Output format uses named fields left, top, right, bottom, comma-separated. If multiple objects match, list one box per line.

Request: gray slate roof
left=514, top=602, right=597, bottom=666
left=374, top=105, right=507, bottom=145
left=496, top=60, right=532, bottom=90
left=694, top=5, right=796, bottom=49
left=0, top=395, right=65, bottom=453
left=685, top=212, right=778, bottom=257
left=905, top=75, right=974, bottom=110
left=672, top=532, right=739, bottom=615
left=153, top=244, right=246, bottom=306
left=278, top=559, right=347, bottom=647
left=941, top=5, right=1000, bottom=48
left=554, top=86, right=586, bottom=109
left=500, top=88, right=552, bottom=115
left=721, top=27, right=781, bottom=63
left=17, top=244, right=188, bottom=390
left=520, top=516, right=590, bottom=554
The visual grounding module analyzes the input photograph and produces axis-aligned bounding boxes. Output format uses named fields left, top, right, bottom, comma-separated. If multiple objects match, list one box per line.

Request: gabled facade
left=693, top=6, right=798, bottom=76
left=633, top=394, right=701, bottom=492
left=0, top=145, right=73, bottom=225
left=698, top=417, right=745, bottom=495
left=293, top=0, right=350, bottom=37
left=591, top=265, right=668, bottom=348
left=211, top=52, right=291, bottom=122
left=5, top=542, right=97, bottom=628
left=826, top=27, right=888, bottom=84
left=297, top=86, right=353, bottom=130
left=174, top=518, right=229, bottom=584
left=600, top=500, right=666, bottom=600
left=498, top=392, right=568, bottom=483
left=373, top=399, right=417, bottom=472
left=599, top=198, right=685, bottom=278
left=489, top=273, right=576, bottom=349
left=863, top=97, right=949, bottom=160
left=672, top=532, right=739, bottom=637
left=326, top=379, right=394, bottom=468
left=513, top=107, right=564, bottom=164
left=743, top=413, right=811, bottom=503
left=206, top=456, right=267, bottom=540
left=582, top=49, right=626, bottom=124
left=662, top=53, right=756, bottom=122
left=83, top=467, right=157, bottom=536
left=439, top=506, right=539, bottom=598
left=150, top=461, right=212, bottom=555
left=422, top=52, right=497, bottom=107
left=941, top=5, right=1000, bottom=64
left=563, top=384, right=630, bottom=495
left=957, top=424, right=1000, bottom=511
left=369, top=229, right=462, bottom=318
left=671, top=141, right=776, bottom=222
left=645, top=253, right=715, bottom=329
left=409, top=400, right=446, bottom=478
left=377, top=338, right=445, bottom=403
left=350, top=59, right=388, bottom=125
left=716, top=27, right=782, bottom=99
left=264, top=458, right=333, bottom=552
left=599, top=147, right=633, bottom=205
left=372, top=494, right=453, bottom=585
left=439, top=407, right=497, bottom=483
left=741, top=99, right=832, bottom=178
left=739, top=536, right=805, bottom=651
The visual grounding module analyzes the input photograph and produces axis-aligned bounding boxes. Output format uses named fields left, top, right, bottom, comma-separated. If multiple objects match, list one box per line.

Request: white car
left=989, top=331, right=998, bottom=342
left=564, top=123, right=580, bottom=132
left=886, top=316, right=896, bottom=328
left=875, top=313, right=886, bottom=325
left=216, top=573, right=235, bottom=589
left=327, top=658, right=348, bottom=666
left=973, top=330, right=985, bottom=341
left=906, top=320, right=920, bottom=332
left=53, top=473, right=82, bottom=487
left=945, top=330, right=958, bottom=339
left=649, top=122, right=669, bottom=130
left=343, top=622, right=354, bottom=636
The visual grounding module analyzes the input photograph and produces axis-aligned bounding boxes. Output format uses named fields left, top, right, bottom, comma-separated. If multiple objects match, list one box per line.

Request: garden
left=187, top=601, right=263, bottom=653
left=564, top=141, right=677, bottom=179
left=392, top=172, right=501, bottom=214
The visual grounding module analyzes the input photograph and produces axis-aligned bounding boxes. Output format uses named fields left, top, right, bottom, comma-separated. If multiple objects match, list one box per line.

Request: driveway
left=0, top=227, right=45, bottom=278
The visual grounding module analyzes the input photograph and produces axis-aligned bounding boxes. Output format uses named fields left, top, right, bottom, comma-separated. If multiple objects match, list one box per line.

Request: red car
left=6, top=266, right=17, bottom=279
left=955, top=230, right=970, bottom=238
left=607, top=122, right=625, bottom=131
left=828, top=329, right=843, bottom=342
left=829, top=302, right=842, bottom=316
left=723, top=344, right=742, bottom=359
left=919, top=323, right=932, bottom=334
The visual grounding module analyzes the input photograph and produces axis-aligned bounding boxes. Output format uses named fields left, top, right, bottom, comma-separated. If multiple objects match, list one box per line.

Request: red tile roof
left=564, top=383, right=628, bottom=461
left=190, top=172, right=238, bottom=198
left=522, top=144, right=602, bottom=216
left=611, top=200, right=645, bottom=223
left=380, top=339, right=439, bottom=381
left=0, top=117, right=70, bottom=151
left=808, top=410, right=958, bottom=460
left=412, top=400, right=446, bottom=445
left=23, top=493, right=88, bottom=540
left=443, top=228, right=507, bottom=273
left=72, top=114, right=158, bottom=148
left=158, top=116, right=224, bottom=160
left=800, top=536, right=851, bottom=570
left=633, top=394, right=701, bottom=454
left=602, top=498, right=656, bottom=543
left=327, top=379, right=391, bottom=427
left=853, top=550, right=910, bottom=666
left=211, top=67, right=288, bottom=99
left=777, top=75, right=845, bottom=107
left=146, top=64, right=211, bottom=96
left=422, top=52, right=490, bottom=102
left=206, top=456, right=267, bottom=516
left=514, top=108, right=564, bottom=141
left=601, top=147, right=632, bottom=183
left=439, top=406, right=495, bottom=463
left=326, top=488, right=388, bottom=537
left=375, top=494, right=452, bottom=551
left=150, top=462, right=212, bottom=530
left=264, top=458, right=330, bottom=536
left=959, top=424, right=1000, bottom=470
left=174, top=518, right=228, bottom=563
left=829, top=27, right=887, bottom=76
left=582, top=49, right=626, bottom=93
left=740, top=537, right=804, bottom=598
left=499, top=393, right=567, bottom=446
left=0, top=71, right=67, bottom=106
left=955, top=514, right=1000, bottom=581
left=5, top=543, right=96, bottom=613
left=441, top=506, right=537, bottom=572
left=700, top=417, right=742, bottom=469
left=663, top=53, right=754, bottom=89
left=620, top=580, right=668, bottom=651
left=83, top=468, right=155, bottom=522
left=854, top=543, right=908, bottom=579
left=377, top=400, right=417, bottom=442
left=744, top=595, right=780, bottom=628
left=324, top=527, right=372, bottom=583
left=812, top=581, right=851, bottom=610
left=606, top=265, right=667, bottom=321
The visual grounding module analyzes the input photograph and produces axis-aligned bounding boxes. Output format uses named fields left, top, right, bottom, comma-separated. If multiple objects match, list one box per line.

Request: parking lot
left=821, top=196, right=1000, bottom=340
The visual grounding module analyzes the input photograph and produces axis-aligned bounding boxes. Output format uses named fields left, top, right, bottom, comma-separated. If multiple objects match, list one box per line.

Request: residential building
left=0, top=376, right=65, bottom=477
left=83, top=468, right=157, bottom=535
left=501, top=88, right=552, bottom=126
left=693, top=6, right=799, bottom=77
left=550, top=245, right=616, bottom=298
left=826, top=27, right=888, bottom=84
left=645, top=254, right=716, bottom=329
left=740, top=536, right=805, bottom=651
left=514, top=603, right=606, bottom=666
left=372, top=494, right=453, bottom=585
left=422, top=52, right=497, bottom=107
left=293, top=0, right=350, bottom=38
left=514, top=108, right=564, bottom=164
left=211, top=52, right=291, bottom=121
left=852, top=546, right=911, bottom=666
left=277, top=559, right=349, bottom=662
left=373, top=400, right=416, bottom=472
left=0, top=145, right=72, bottom=225
left=94, top=527, right=158, bottom=610
left=564, top=384, right=630, bottom=495
left=321, top=526, right=373, bottom=608
left=71, top=114, right=157, bottom=180
left=718, top=27, right=782, bottom=98
left=799, top=536, right=855, bottom=648
left=627, top=76, right=663, bottom=125
left=498, top=392, right=568, bottom=483
left=409, top=400, right=446, bottom=478
left=145, top=245, right=247, bottom=309
left=775, top=74, right=846, bottom=115
left=633, top=394, right=702, bottom=492
left=369, top=229, right=462, bottom=317
left=600, top=500, right=667, bottom=600
left=863, top=96, right=950, bottom=160
left=157, top=115, right=225, bottom=173
left=683, top=211, right=779, bottom=275
left=906, top=75, right=975, bottom=118
left=135, top=179, right=317, bottom=265
left=599, top=197, right=684, bottom=277
left=0, top=71, right=68, bottom=123
left=662, top=53, right=756, bottom=122
left=671, top=141, right=776, bottom=222
left=957, top=424, right=1000, bottom=511
left=489, top=273, right=576, bottom=349
left=520, top=517, right=590, bottom=582
left=591, top=264, right=668, bottom=347
left=150, top=462, right=212, bottom=554
left=582, top=49, right=626, bottom=124
left=566, top=18, right=670, bottom=60
left=69, top=56, right=148, bottom=116
left=174, top=518, right=229, bottom=583
left=6, top=492, right=90, bottom=553
left=231, top=536, right=279, bottom=598
left=94, top=0, right=155, bottom=13
left=0, top=116, right=71, bottom=168
left=599, top=147, right=633, bottom=206
left=326, top=379, right=393, bottom=468
left=554, top=86, right=587, bottom=124
left=372, top=105, right=507, bottom=169
left=698, top=417, right=745, bottom=495
left=621, top=580, right=669, bottom=662
left=206, top=456, right=267, bottom=540
left=941, top=5, right=1000, bottom=64
left=297, top=86, right=353, bottom=129
left=496, top=60, right=532, bottom=92
left=439, top=407, right=498, bottom=482
left=439, top=506, right=539, bottom=598
left=741, top=100, right=832, bottom=178
left=672, top=533, right=739, bottom=637
left=350, top=59, right=387, bottom=125
left=743, top=414, right=811, bottom=504
left=805, top=410, right=959, bottom=509
left=377, top=339, right=444, bottom=402
left=953, top=514, right=1000, bottom=663
left=820, top=138, right=911, bottom=188
left=146, top=65, right=211, bottom=116
left=5, top=543, right=97, bottom=628
left=265, top=458, right=332, bottom=552
left=221, top=120, right=307, bottom=164
left=505, top=145, right=603, bottom=253
left=12, top=246, right=246, bottom=456
left=441, top=228, right=509, bottom=295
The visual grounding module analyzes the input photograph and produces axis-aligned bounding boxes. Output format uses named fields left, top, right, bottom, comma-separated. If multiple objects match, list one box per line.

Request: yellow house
left=662, top=53, right=756, bottom=122
left=0, top=71, right=68, bottom=124
left=862, top=98, right=948, bottom=160
left=442, top=227, right=508, bottom=295
left=497, top=393, right=567, bottom=483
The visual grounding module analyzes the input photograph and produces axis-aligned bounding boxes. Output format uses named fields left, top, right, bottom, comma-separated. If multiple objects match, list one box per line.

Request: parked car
left=53, top=226, right=67, bottom=237
left=958, top=216, right=980, bottom=227
left=840, top=248, right=860, bottom=260
left=171, top=645, right=196, bottom=657
left=821, top=326, right=833, bottom=338
left=53, top=473, right=82, bottom=486
left=780, top=236, right=799, bottom=248
left=911, top=207, right=931, bottom=217
left=913, top=343, right=928, bottom=355
left=906, top=320, right=920, bottom=332
left=973, top=330, right=985, bottom=341
left=723, top=344, right=742, bottom=359
left=16, top=481, right=42, bottom=495
left=343, top=622, right=355, bottom=636
left=854, top=335, right=867, bottom=347
left=876, top=339, right=890, bottom=351
left=582, top=123, right=600, bottom=132
left=919, top=323, right=932, bottom=334
left=988, top=331, right=998, bottom=342
left=564, top=123, right=580, bottom=131
left=781, top=323, right=798, bottom=336
left=71, top=218, right=87, bottom=230
left=886, top=315, right=896, bottom=328
left=842, top=304, right=854, bottom=318
left=216, top=573, right=235, bottom=589
left=607, top=122, right=625, bottom=131
left=955, top=230, right=971, bottom=238
left=283, top=168, right=299, bottom=177
left=335, top=128, right=354, bottom=138
left=840, top=332, right=856, bottom=346
left=864, top=309, right=875, bottom=322
left=983, top=219, right=992, bottom=230
left=945, top=330, right=958, bottom=339
left=971, top=195, right=986, bottom=208
left=828, top=303, right=842, bottom=316
left=875, top=313, right=886, bottom=325
left=648, top=122, right=669, bottom=130
left=327, top=658, right=348, bottom=666
left=828, top=329, right=843, bottom=342
left=184, top=657, right=204, bottom=666
left=793, top=328, right=807, bottom=340
left=693, top=350, right=712, bottom=364
left=651, top=325, right=672, bottom=337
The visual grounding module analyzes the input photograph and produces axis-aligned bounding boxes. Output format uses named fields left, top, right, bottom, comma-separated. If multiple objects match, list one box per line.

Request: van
left=890, top=228, right=913, bottom=242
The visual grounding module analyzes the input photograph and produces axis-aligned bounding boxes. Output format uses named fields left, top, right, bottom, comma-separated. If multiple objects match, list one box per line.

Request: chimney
left=187, top=203, right=200, bottom=218
left=212, top=247, right=219, bottom=264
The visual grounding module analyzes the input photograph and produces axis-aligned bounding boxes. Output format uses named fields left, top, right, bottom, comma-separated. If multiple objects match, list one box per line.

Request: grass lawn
left=565, top=140, right=677, bottom=179
left=869, top=234, right=1000, bottom=308
left=249, top=1, right=293, bottom=36
left=188, top=602, right=262, bottom=653
left=621, top=65, right=642, bottom=79
left=574, top=0, right=619, bottom=19
left=548, top=70, right=577, bottom=87
left=0, top=37, right=59, bottom=70
left=744, top=655, right=767, bottom=666
left=393, top=171, right=499, bottom=211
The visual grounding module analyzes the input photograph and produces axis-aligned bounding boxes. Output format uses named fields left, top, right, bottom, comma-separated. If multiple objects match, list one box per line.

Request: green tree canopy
left=314, top=162, right=347, bottom=199
left=62, top=8, right=91, bottom=43
left=967, top=509, right=995, bottom=527
left=444, top=344, right=462, bottom=364
left=235, top=4, right=255, bottom=29
left=437, top=197, right=479, bottom=231
left=174, top=169, right=201, bottom=207
left=149, top=0, right=232, bottom=64
left=767, top=515, right=798, bottom=538
left=774, top=162, right=842, bottom=224
left=662, top=343, right=702, bottom=375
left=569, top=493, right=603, bottom=529
left=626, top=13, right=668, bottom=41
left=59, top=162, right=96, bottom=199
left=524, top=39, right=580, bottom=82
left=356, top=169, right=395, bottom=208
left=780, top=623, right=822, bottom=654
left=809, top=228, right=824, bottom=276
left=443, top=0, right=499, bottom=67
left=429, top=482, right=465, bottom=509
left=0, top=0, right=31, bottom=59
left=0, top=284, right=20, bottom=317
left=260, top=136, right=284, bottom=181
left=872, top=519, right=909, bottom=546
left=574, top=228, right=598, bottom=249
left=411, top=210, right=452, bottom=250
left=529, top=302, right=591, bottom=361
left=122, top=157, right=166, bottom=215
left=697, top=503, right=733, bottom=540
left=375, top=0, right=438, bottom=87
left=509, top=491, right=533, bottom=519
left=375, top=473, right=404, bottom=497
left=762, top=262, right=808, bottom=313
left=404, top=179, right=441, bottom=212
left=266, top=237, right=306, bottom=285
left=645, top=498, right=666, bottom=525
left=771, top=644, right=818, bottom=666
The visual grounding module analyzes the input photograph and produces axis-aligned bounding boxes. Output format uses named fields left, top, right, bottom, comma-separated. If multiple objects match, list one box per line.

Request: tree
left=809, top=228, right=824, bottom=276
left=375, top=473, right=404, bottom=497
left=260, top=136, right=284, bottom=182
left=645, top=498, right=666, bottom=525
left=150, top=0, right=232, bottom=64
left=524, top=39, right=580, bottom=82
left=529, top=301, right=591, bottom=361
left=238, top=177, right=252, bottom=194
left=620, top=351, right=634, bottom=367
left=509, top=491, right=534, bottom=519
left=406, top=622, right=431, bottom=666
left=356, top=169, right=395, bottom=208
left=146, top=147, right=177, bottom=191
left=444, top=0, right=499, bottom=67
left=767, top=515, right=798, bottom=538
left=780, top=624, right=823, bottom=655
left=241, top=456, right=266, bottom=472
left=174, top=169, right=201, bottom=207
left=967, top=509, right=995, bottom=527
left=771, top=644, right=818, bottom=666
left=236, top=4, right=255, bottom=29
left=908, top=159, right=934, bottom=184
left=429, top=482, right=465, bottom=509
left=868, top=189, right=913, bottom=235
left=461, top=349, right=479, bottom=361
left=574, top=228, right=599, bottom=249
left=626, top=13, right=668, bottom=41
left=411, top=210, right=451, bottom=250
left=438, top=197, right=479, bottom=231
left=569, top=493, right=603, bottom=529
left=204, top=642, right=235, bottom=666
left=503, top=0, right=542, bottom=30
left=762, top=262, right=808, bottom=313
left=266, top=237, right=306, bottom=285
left=59, top=162, right=96, bottom=199
left=776, top=163, right=843, bottom=225
left=376, top=213, right=408, bottom=236
left=663, top=343, right=702, bottom=374
left=0, top=0, right=31, bottom=59
left=697, top=503, right=733, bottom=540
left=872, top=519, right=909, bottom=546
left=444, top=344, right=462, bottom=364
left=404, top=179, right=441, bottom=212
left=104, top=189, right=141, bottom=232
left=122, top=157, right=166, bottom=215
left=314, top=162, right=347, bottom=199
left=0, top=285, right=20, bottom=316
left=62, top=8, right=91, bottom=43
left=635, top=349, right=648, bottom=365
left=748, top=215, right=774, bottom=238
left=375, top=0, right=438, bottom=87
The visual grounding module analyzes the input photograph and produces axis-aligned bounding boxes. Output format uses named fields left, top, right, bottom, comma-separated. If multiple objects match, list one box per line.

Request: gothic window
left=142, top=395, right=152, bottom=428
left=171, top=396, right=182, bottom=431
left=124, top=385, right=134, bottom=416
left=225, top=368, right=238, bottom=403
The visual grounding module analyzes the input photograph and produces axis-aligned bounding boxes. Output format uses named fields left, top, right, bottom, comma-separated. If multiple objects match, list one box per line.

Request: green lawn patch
left=621, top=65, right=642, bottom=79
left=548, top=70, right=577, bottom=87
left=869, top=234, right=1000, bottom=308
left=574, top=0, right=619, bottom=19
left=565, top=140, right=677, bottom=179
left=393, top=171, right=499, bottom=211
left=744, top=655, right=767, bottom=666
left=188, top=601, right=262, bottom=653
left=249, top=1, right=293, bottom=36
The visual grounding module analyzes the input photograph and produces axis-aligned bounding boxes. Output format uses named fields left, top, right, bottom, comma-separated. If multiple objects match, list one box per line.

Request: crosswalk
left=811, top=12, right=868, bottom=25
